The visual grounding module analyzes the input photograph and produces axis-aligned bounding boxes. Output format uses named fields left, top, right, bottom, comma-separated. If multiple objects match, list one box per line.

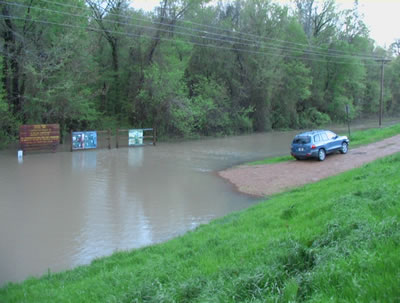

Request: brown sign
left=19, top=124, right=60, bottom=152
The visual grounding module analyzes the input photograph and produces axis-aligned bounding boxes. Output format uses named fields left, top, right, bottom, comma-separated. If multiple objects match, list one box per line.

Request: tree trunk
left=2, top=5, right=23, bottom=116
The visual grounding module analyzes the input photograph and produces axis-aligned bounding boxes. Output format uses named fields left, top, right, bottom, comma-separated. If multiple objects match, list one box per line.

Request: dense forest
left=1, top=0, right=400, bottom=145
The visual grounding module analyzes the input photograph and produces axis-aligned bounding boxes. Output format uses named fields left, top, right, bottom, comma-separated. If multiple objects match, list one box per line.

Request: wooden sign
left=19, top=124, right=60, bottom=152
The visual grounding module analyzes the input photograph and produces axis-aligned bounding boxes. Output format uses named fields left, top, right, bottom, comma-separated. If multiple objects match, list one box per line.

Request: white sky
left=130, top=0, right=400, bottom=48
left=336, top=0, right=400, bottom=48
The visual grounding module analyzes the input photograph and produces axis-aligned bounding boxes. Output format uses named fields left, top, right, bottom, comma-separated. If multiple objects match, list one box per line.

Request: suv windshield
left=293, top=136, right=311, bottom=144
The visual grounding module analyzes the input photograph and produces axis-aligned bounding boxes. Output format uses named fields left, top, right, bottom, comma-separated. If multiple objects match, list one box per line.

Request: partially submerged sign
left=72, top=131, right=97, bottom=150
left=116, top=128, right=156, bottom=148
left=127, top=128, right=155, bottom=146
left=129, top=129, right=144, bottom=146
left=19, top=124, right=60, bottom=152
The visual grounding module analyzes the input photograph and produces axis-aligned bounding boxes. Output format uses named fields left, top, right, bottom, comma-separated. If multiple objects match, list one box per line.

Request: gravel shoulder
left=218, top=134, right=400, bottom=197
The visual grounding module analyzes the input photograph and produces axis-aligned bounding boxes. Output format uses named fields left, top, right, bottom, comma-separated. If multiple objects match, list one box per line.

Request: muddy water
left=0, top=119, right=397, bottom=286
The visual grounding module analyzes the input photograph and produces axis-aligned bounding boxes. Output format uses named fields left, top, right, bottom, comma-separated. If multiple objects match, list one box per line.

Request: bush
left=0, top=98, right=18, bottom=149
left=299, top=107, right=331, bottom=128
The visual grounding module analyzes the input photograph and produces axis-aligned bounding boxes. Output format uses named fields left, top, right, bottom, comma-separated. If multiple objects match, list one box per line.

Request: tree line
left=1, top=0, right=399, bottom=146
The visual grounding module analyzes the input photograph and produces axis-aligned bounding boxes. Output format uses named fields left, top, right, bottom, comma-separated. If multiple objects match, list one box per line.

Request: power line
left=3, top=1, right=307, bottom=58
left=30, top=0, right=383, bottom=60
left=1, top=13, right=380, bottom=66
left=0, top=14, right=294, bottom=60
left=2, top=0, right=382, bottom=62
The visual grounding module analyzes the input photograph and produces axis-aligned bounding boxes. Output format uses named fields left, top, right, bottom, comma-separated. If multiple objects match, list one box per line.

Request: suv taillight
left=311, top=145, right=316, bottom=149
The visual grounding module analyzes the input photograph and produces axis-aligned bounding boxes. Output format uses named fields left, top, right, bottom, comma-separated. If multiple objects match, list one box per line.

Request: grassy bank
left=1, top=152, right=400, bottom=302
left=248, top=122, right=400, bottom=165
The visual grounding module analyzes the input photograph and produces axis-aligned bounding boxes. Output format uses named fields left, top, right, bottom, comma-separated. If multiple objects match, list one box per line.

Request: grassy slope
left=1, top=153, right=400, bottom=302
left=248, top=123, right=400, bottom=165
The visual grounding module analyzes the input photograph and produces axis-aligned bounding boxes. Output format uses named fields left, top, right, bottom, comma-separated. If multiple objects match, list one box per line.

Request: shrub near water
left=1, top=154, right=400, bottom=302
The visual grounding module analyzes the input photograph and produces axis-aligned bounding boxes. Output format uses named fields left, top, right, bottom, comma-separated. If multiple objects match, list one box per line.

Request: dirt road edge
left=218, top=135, right=400, bottom=197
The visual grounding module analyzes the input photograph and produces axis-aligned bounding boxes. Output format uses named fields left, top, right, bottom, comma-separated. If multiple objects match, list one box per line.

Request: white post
left=18, top=150, right=23, bottom=163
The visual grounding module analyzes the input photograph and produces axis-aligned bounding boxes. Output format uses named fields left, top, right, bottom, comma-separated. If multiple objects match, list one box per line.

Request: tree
left=0, top=55, right=17, bottom=147
left=0, top=0, right=99, bottom=140
left=86, top=0, right=128, bottom=115
left=386, top=57, right=400, bottom=115
left=1, top=0, right=32, bottom=119
left=0, top=0, right=391, bottom=146
left=23, top=31, right=99, bottom=139
left=390, top=39, right=400, bottom=57
left=295, top=0, right=338, bottom=40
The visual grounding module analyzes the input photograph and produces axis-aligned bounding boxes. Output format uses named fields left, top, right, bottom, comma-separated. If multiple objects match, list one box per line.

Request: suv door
left=326, top=131, right=340, bottom=151
left=319, top=132, right=331, bottom=152
left=313, top=134, right=322, bottom=147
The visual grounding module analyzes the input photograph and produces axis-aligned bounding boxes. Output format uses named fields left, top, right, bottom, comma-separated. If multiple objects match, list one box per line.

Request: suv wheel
left=340, top=142, right=348, bottom=154
left=318, top=149, right=326, bottom=161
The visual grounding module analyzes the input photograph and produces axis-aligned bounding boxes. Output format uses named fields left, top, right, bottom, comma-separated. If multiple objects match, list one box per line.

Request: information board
left=72, top=131, right=97, bottom=150
left=19, top=124, right=60, bottom=151
left=129, top=129, right=144, bottom=146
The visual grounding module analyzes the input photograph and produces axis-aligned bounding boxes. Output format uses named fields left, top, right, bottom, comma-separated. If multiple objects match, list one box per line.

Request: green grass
left=248, top=155, right=293, bottom=165
left=1, top=152, right=400, bottom=302
left=247, top=123, right=400, bottom=165
left=349, top=122, right=400, bottom=147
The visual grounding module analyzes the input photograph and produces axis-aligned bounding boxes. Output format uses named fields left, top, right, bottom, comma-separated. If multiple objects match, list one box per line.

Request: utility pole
left=377, top=58, right=392, bottom=127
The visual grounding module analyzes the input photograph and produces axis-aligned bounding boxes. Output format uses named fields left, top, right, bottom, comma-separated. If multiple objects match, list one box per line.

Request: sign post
left=17, top=150, right=23, bottom=163
left=345, top=104, right=351, bottom=138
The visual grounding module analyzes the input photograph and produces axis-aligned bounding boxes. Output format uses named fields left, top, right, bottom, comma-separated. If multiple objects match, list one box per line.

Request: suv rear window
left=293, top=136, right=311, bottom=144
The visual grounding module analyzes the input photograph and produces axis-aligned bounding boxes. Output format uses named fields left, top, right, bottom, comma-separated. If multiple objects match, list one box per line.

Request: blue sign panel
left=72, top=131, right=97, bottom=150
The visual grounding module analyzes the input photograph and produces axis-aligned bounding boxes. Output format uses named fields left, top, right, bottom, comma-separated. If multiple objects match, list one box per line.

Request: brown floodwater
left=0, top=118, right=397, bottom=286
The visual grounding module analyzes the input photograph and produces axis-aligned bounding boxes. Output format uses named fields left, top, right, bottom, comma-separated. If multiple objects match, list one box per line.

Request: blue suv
left=291, top=130, right=349, bottom=161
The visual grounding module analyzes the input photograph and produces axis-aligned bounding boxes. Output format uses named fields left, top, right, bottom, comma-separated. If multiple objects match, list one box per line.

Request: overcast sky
left=130, top=0, right=400, bottom=48
left=336, top=0, right=400, bottom=48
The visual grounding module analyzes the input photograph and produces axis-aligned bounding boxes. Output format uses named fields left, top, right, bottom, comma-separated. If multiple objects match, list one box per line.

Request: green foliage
left=1, top=0, right=399, bottom=144
left=0, top=99, right=17, bottom=148
left=0, top=58, right=17, bottom=148
left=271, top=60, right=312, bottom=129
left=387, top=56, right=400, bottom=114
left=299, top=107, right=331, bottom=128
left=190, top=77, right=252, bottom=135
left=136, top=49, right=192, bottom=136
left=248, top=155, right=294, bottom=165
left=21, top=31, right=99, bottom=137
left=2, top=151, right=400, bottom=302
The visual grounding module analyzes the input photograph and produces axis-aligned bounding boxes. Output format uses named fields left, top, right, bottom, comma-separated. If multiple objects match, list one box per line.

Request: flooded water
left=0, top=118, right=398, bottom=286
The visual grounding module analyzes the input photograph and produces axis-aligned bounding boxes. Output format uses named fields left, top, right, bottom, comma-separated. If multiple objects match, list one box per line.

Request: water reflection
left=72, top=151, right=97, bottom=170
left=128, top=147, right=144, bottom=167
left=0, top=142, right=259, bottom=286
